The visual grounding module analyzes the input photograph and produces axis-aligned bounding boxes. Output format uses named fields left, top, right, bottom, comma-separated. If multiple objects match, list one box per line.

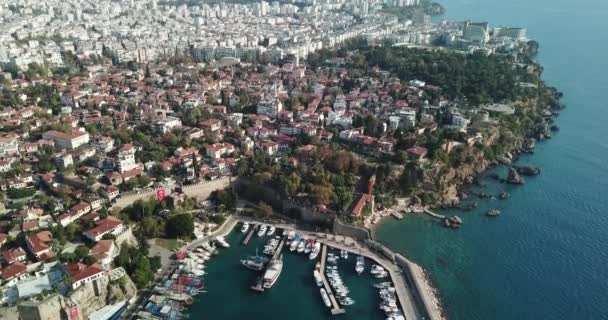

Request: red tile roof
left=85, top=216, right=123, bottom=238
left=64, top=263, right=105, bottom=283
left=2, top=247, right=25, bottom=263
left=1, top=262, right=27, bottom=280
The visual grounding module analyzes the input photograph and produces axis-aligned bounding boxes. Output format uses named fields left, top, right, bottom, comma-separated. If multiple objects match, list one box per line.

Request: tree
left=149, top=255, right=162, bottom=272
left=256, top=201, right=273, bottom=218
left=131, top=256, right=154, bottom=288
left=165, top=214, right=194, bottom=238
left=83, top=255, right=97, bottom=265
left=74, top=245, right=89, bottom=260
left=101, top=233, right=116, bottom=240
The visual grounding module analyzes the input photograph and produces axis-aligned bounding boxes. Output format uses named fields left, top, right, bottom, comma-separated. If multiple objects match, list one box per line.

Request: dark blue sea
left=377, top=0, right=608, bottom=319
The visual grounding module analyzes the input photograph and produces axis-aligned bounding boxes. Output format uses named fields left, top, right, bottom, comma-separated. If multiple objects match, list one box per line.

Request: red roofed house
left=26, top=231, right=54, bottom=261
left=406, top=146, right=428, bottom=160
left=64, top=263, right=106, bottom=289
left=2, top=247, right=26, bottom=264
left=89, top=240, right=117, bottom=267
left=350, top=193, right=375, bottom=217
left=83, top=216, right=125, bottom=242
left=1, top=262, right=27, bottom=285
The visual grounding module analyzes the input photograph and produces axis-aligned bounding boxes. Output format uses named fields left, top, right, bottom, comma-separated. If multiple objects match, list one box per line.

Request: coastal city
left=0, top=0, right=564, bottom=320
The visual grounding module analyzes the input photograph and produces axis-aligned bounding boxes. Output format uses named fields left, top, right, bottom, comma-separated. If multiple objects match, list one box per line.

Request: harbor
left=129, top=216, right=442, bottom=320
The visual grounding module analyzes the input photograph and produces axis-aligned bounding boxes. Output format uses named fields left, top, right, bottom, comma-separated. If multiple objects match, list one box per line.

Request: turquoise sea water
left=186, top=231, right=387, bottom=319
left=377, top=0, right=608, bottom=319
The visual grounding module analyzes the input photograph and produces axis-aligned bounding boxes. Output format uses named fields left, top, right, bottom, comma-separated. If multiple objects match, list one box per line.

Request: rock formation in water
left=507, top=167, right=524, bottom=184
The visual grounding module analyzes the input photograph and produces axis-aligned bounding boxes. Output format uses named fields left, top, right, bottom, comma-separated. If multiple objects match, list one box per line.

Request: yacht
left=339, top=297, right=355, bottom=306
left=241, top=222, right=250, bottom=233
left=266, top=226, right=276, bottom=236
left=257, top=225, right=267, bottom=237
left=241, top=254, right=269, bottom=271
left=320, top=288, right=331, bottom=308
left=309, top=242, right=321, bottom=260
left=262, top=256, right=283, bottom=289
left=215, top=236, right=230, bottom=248
left=355, top=256, right=365, bottom=275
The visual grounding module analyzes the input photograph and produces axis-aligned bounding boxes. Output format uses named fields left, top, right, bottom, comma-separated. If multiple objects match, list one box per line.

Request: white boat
left=263, top=256, right=283, bottom=289
left=313, top=269, right=323, bottom=287
left=320, top=288, right=331, bottom=308
left=355, top=256, right=365, bottom=275
left=257, top=225, right=267, bottom=237
left=296, top=240, right=306, bottom=253
left=304, top=240, right=313, bottom=254
left=289, top=235, right=301, bottom=252
left=371, top=265, right=385, bottom=275
left=266, top=226, right=276, bottom=236
left=340, top=249, right=349, bottom=259
left=241, top=222, right=250, bottom=233
left=309, top=242, right=321, bottom=260
left=215, top=236, right=230, bottom=248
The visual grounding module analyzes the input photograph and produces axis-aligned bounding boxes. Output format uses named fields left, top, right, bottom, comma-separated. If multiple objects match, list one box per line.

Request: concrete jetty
left=251, top=236, right=286, bottom=293
left=319, top=244, right=346, bottom=315
left=424, top=208, right=446, bottom=219
left=242, top=224, right=256, bottom=245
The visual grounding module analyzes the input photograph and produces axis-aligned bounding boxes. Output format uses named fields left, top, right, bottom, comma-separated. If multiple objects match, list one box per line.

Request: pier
left=423, top=208, right=446, bottom=219
left=251, top=235, right=286, bottom=292
left=242, top=224, right=256, bottom=245
left=319, top=244, right=346, bottom=315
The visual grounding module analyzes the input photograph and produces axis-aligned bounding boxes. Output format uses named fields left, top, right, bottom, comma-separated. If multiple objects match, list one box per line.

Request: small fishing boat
left=241, top=222, right=250, bottom=233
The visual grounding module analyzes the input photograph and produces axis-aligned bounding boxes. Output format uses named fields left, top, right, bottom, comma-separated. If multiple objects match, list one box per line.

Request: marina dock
left=251, top=235, right=286, bottom=292
left=242, top=224, right=256, bottom=245
left=424, top=208, right=446, bottom=219
left=319, top=244, right=346, bottom=315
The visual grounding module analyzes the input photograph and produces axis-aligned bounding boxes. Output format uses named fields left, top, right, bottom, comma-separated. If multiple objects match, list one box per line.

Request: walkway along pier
left=242, top=224, right=257, bottom=245
left=251, top=236, right=286, bottom=292
left=319, top=244, right=346, bottom=315
left=423, top=208, right=446, bottom=219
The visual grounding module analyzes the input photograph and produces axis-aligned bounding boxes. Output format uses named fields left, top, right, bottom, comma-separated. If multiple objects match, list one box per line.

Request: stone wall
left=112, top=177, right=231, bottom=209
left=18, top=294, right=68, bottom=320
left=365, top=240, right=441, bottom=320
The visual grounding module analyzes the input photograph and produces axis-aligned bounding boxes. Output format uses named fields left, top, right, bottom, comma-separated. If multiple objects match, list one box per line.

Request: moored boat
left=320, top=288, right=331, bottom=308
left=296, top=239, right=306, bottom=253
left=355, top=256, right=365, bottom=275
left=313, top=269, right=323, bottom=287
left=266, top=226, right=276, bottom=236
left=241, top=222, right=250, bottom=233
left=257, top=225, right=267, bottom=237
left=309, top=242, right=321, bottom=260
left=340, top=249, right=349, bottom=259
left=262, top=256, right=283, bottom=289
left=215, top=236, right=230, bottom=248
